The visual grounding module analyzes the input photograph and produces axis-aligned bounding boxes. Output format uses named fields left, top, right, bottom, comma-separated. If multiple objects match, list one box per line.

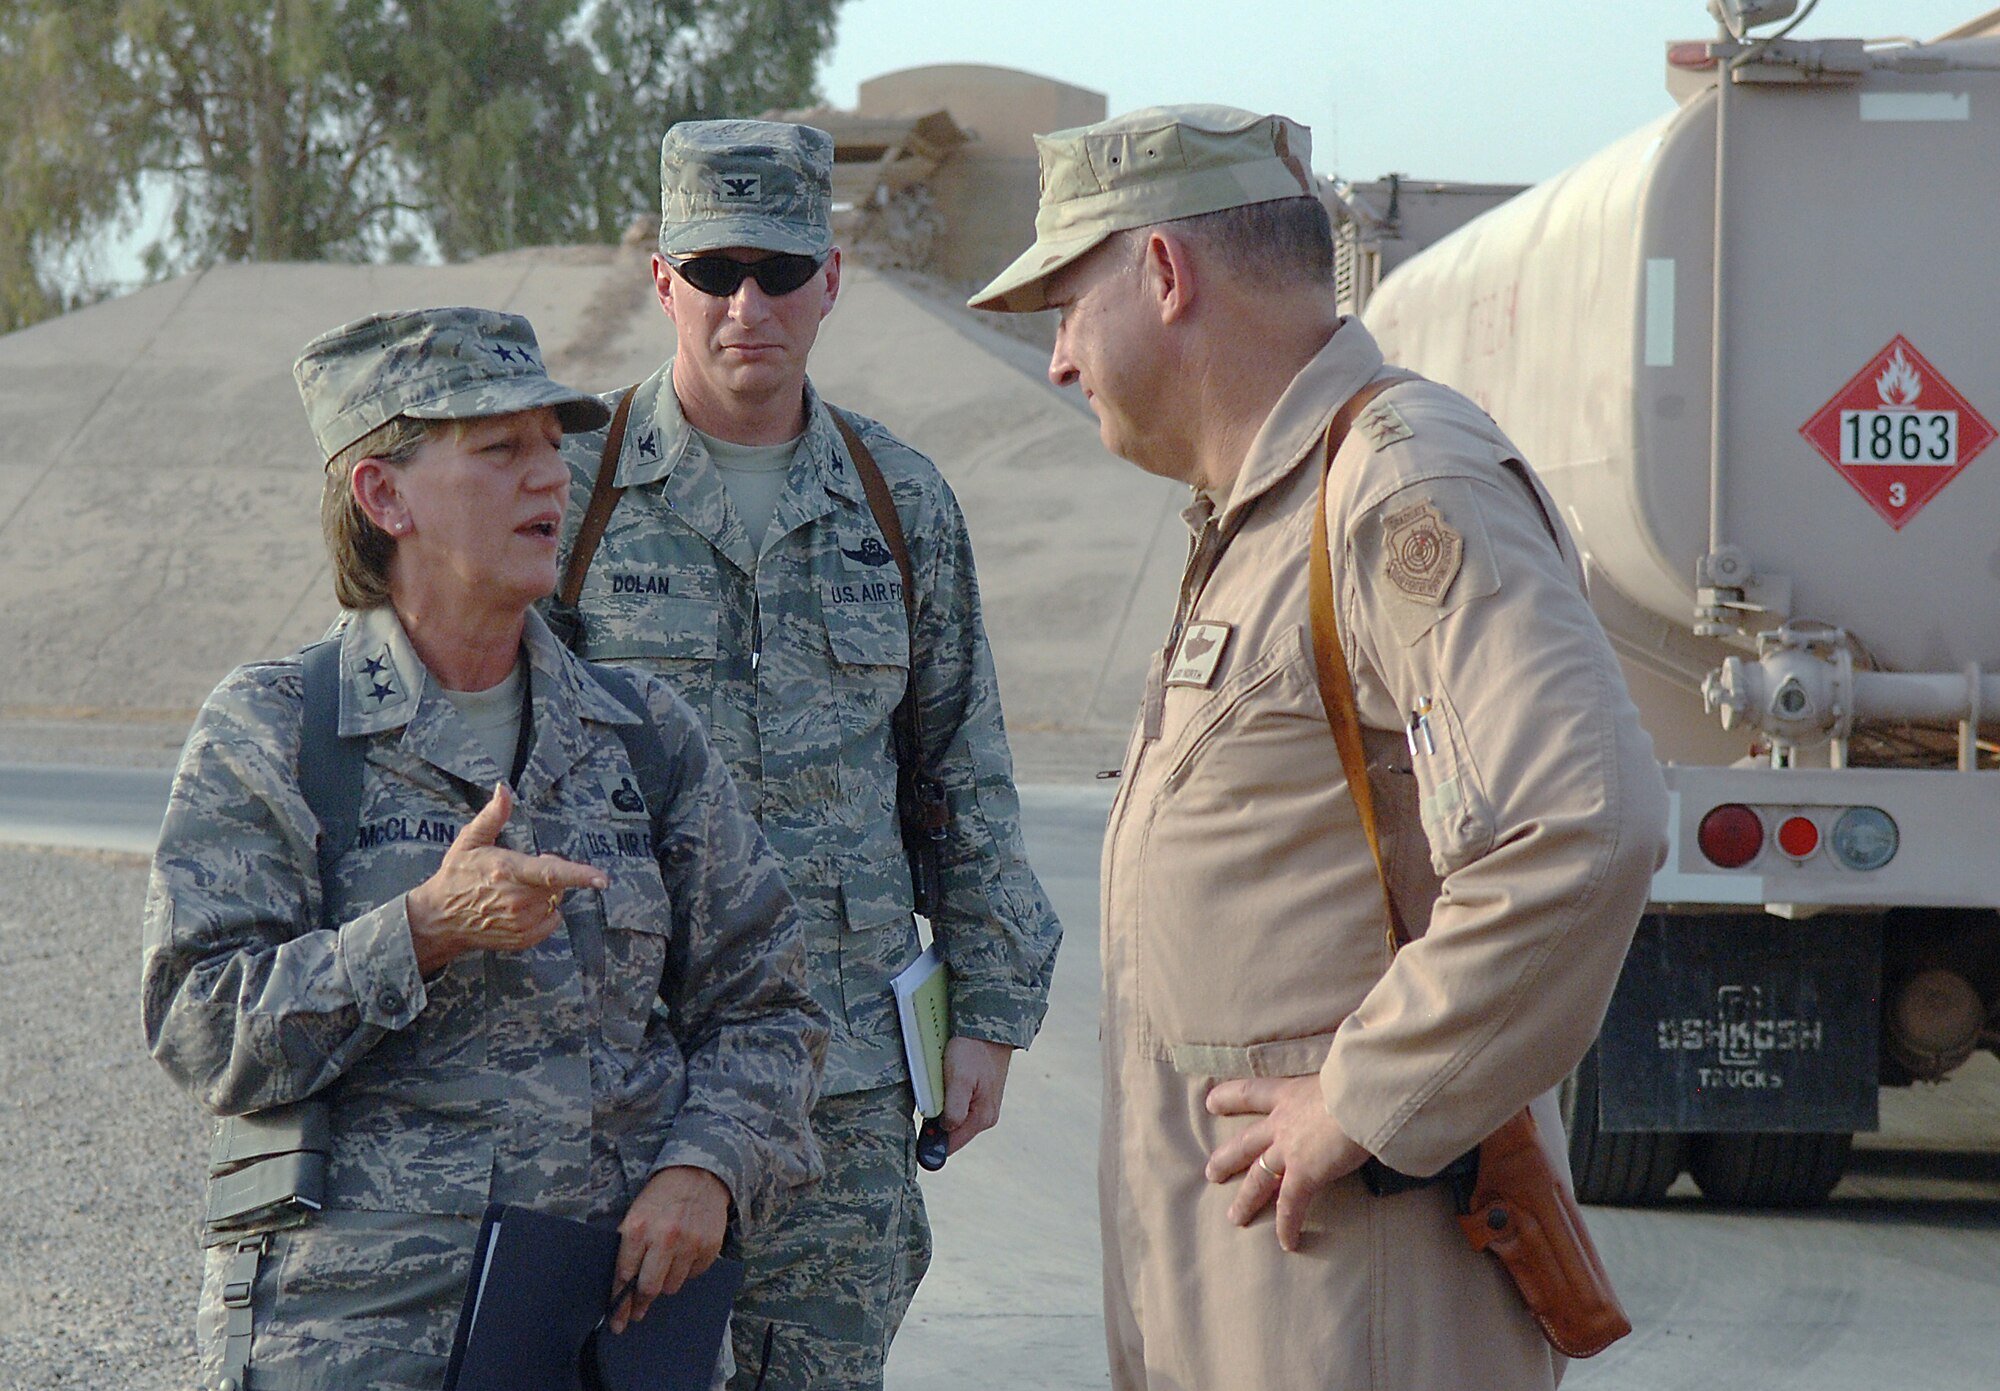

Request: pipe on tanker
left=1709, top=648, right=2000, bottom=748
left=1707, top=28, right=1734, bottom=560
left=1850, top=671, right=2000, bottom=728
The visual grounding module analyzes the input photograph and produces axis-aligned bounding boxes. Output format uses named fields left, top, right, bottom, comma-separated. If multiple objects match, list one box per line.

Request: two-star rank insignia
left=353, top=644, right=407, bottom=709
left=1382, top=501, right=1464, bottom=605
left=483, top=341, right=541, bottom=369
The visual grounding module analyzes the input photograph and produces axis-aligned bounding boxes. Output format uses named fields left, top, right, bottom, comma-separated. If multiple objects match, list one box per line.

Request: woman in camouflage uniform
left=142, top=307, right=825, bottom=1391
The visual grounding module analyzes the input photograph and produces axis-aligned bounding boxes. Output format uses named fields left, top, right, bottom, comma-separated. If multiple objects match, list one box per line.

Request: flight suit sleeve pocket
left=581, top=596, right=719, bottom=662
left=1408, top=690, right=1494, bottom=876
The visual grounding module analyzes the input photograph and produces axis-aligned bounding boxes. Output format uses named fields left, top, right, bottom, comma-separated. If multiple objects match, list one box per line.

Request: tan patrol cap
left=968, top=104, right=1315, bottom=314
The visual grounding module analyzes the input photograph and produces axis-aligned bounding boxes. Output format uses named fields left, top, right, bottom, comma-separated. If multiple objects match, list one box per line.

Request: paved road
left=898, top=789, right=2000, bottom=1391
left=0, top=762, right=173, bottom=855
left=5, top=774, right=1999, bottom=1388
left=887, top=786, right=1112, bottom=1389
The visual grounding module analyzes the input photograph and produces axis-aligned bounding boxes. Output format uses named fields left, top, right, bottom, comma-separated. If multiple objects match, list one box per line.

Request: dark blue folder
left=442, top=1203, right=742, bottom=1391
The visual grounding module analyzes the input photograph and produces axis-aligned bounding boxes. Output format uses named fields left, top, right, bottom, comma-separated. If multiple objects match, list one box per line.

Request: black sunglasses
left=666, top=253, right=825, bottom=299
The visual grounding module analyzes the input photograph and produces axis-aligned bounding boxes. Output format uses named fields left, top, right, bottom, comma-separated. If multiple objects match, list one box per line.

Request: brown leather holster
left=1457, top=1110, right=1632, bottom=1358
left=1307, top=374, right=1631, bottom=1359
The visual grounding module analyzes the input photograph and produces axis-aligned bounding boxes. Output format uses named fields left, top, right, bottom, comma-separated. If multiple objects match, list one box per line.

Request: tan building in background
left=775, top=64, right=1106, bottom=292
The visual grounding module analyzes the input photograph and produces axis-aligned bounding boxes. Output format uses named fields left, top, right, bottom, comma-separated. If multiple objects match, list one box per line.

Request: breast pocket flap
left=822, top=604, right=910, bottom=670
left=586, top=595, right=720, bottom=662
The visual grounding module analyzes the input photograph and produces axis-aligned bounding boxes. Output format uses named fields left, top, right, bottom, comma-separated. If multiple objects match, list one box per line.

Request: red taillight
left=1698, top=804, right=1764, bottom=868
left=1777, top=815, right=1820, bottom=859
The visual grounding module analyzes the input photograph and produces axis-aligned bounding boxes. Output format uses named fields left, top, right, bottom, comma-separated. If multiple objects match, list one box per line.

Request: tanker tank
left=1343, top=2, right=2000, bottom=1209
left=1363, top=28, right=2000, bottom=767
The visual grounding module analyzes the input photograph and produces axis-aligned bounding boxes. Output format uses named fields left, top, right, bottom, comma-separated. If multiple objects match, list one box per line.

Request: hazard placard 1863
left=1799, top=335, right=1996, bottom=530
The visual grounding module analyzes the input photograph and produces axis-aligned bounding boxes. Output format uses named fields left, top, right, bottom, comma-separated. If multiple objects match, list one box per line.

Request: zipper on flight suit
left=1145, top=511, right=1228, bottom=741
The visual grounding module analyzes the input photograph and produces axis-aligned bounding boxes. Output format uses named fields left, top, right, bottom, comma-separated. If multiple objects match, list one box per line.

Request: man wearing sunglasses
left=555, top=120, right=1062, bottom=1391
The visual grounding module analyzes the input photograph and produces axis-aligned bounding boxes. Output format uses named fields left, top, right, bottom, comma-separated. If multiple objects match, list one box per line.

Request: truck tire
left=1560, top=1046, right=1687, bottom=1205
left=1687, top=1131, right=1852, bottom=1207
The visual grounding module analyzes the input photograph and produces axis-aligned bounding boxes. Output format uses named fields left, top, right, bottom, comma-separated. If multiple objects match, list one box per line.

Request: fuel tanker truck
left=1339, top=0, right=2000, bottom=1207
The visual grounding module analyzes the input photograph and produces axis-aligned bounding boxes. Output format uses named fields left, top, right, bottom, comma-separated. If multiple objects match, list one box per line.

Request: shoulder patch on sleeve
left=1351, top=477, right=1502, bottom=647
left=1381, top=500, right=1463, bottom=605
left=1356, top=399, right=1414, bottom=451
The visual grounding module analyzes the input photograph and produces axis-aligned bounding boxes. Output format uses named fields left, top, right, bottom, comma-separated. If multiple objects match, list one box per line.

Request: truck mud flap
left=1595, top=912, right=1881, bottom=1133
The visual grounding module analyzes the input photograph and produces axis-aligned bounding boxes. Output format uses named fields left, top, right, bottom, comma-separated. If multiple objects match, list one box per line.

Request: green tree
left=0, top=0, right=843, bottom=332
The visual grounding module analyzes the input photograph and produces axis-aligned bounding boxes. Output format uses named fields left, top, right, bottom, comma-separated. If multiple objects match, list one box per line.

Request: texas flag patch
left=1165, top=621, right=1233, bottom=688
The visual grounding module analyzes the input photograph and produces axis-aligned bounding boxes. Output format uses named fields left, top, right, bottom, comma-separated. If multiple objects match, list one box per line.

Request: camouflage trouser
left=728, top=1083, right=932, bottom=1391
left=196, top=1210, right=735, bottom=1391
left=194, top=1210, right=472, bottom=1390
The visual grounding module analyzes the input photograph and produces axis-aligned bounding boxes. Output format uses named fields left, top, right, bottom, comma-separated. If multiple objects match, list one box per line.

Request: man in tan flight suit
left=971, top=106, right=1670, bottom=1390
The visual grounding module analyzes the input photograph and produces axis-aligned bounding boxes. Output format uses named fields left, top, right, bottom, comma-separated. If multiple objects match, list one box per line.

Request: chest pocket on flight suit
left=1153, top=624, right=1312, bottom=799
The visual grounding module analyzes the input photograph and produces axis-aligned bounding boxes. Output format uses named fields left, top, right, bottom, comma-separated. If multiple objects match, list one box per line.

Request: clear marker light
left=1831, top=806, right=1898, bottom=871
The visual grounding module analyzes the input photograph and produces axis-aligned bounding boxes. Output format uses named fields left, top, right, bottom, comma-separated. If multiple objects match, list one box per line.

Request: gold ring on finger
left=1257, top=1153, right=1284, bottom=1180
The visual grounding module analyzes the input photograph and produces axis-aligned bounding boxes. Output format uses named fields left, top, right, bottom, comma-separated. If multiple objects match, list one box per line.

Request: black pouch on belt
left=203, top=1099, right=331, bottom=1243
left=1359, top=1146, right=1480, bottom=1206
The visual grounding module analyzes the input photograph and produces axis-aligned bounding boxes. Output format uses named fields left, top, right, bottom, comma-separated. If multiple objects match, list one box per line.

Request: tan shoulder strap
left=828, top=407, right=951, bottom=899
left=829, top=409, right=916, bottom=624
left=1307, top=370, right=1420, bottom=957
left=556, top=385, right=639, bottom=610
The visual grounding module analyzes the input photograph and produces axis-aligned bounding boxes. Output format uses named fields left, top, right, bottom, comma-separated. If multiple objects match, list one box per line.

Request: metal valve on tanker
left=1702, top=625, right=1855, bottom=752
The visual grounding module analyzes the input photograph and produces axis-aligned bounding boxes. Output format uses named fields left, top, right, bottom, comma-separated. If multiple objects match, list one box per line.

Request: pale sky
left=83, top=0, right=1992, bottom=291
left=817, top=0, right=1988, bottom=185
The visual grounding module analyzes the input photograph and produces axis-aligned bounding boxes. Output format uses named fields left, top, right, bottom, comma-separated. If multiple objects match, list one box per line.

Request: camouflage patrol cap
left=968, top=105, right=1316, bottom=313
left=292, top=307, right=610, bottom=462
left=658, top=120, right=834, bottom=259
